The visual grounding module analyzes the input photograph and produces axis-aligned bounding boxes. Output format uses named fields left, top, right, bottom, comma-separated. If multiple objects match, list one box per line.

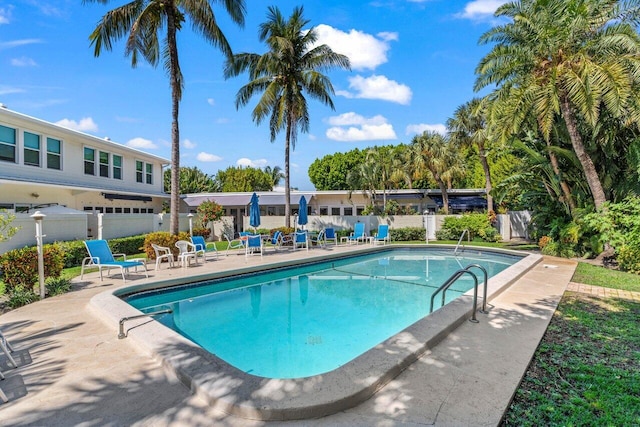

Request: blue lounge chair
left=373, top=224, right=390, bottom=245
left=324, top=227, right=338, bottom=246
left=245, top=234, right=263, bottom=258
left=191, top=235, right=218, bottom=261
left=348, top=223, right=367, bottom=245
left=293, top=231, right=309, bottom=251
left=81, top=240, right=148, bottom=282
left=266, top=231, right=284, bottom=252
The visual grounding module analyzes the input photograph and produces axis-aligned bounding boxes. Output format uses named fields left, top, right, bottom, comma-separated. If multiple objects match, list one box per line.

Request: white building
left=0, top=106, right=169, bottom=216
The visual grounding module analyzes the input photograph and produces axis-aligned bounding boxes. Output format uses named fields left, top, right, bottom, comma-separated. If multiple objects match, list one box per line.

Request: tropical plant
left=163, top=166, right=219, bottom=194
left=196, top=199, right=224, bottom=228
left=409, top=131, right=465, bottom=214
left=0, top=209, right=19, bottom=242
left=475, top=0, right=640, bottom=211
left=308, top=149, right=367, bottom=190
left=85, top=0, right=246, bottom=234
left=447, top=98, right=494, bottom=212
left=264, top=165, right=285, bottom=187
left=224, top=5, right=350, bottom=227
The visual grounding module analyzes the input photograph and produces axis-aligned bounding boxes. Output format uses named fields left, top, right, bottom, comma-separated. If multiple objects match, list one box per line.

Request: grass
left=501, top=262, right=640, bottom=426
left=572, top=261, right=640, bottom=292
left=502, top=294, right=640, bottom=426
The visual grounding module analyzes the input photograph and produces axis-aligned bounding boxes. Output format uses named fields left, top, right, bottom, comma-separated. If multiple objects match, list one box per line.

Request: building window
left=84, top=147, right=95, bottom=175
left=137, top=160, right=153, bottom=184
left=99, top=151, right=109, bottom=177
left=47, top=137, right=61, bottom=170
left=113, top=155, right=122, bottom=180
left=356, top=206, right=365, bottom=215
left=319, top=206, right=328, bottom=215
left=136, top=160, right=143, bottom=183
left=23, top=131, right=41, bottom=167
left=124, top=208, right=131, bottom=213
left=145, top=163, right=153, bottom=184
left=331, top=207, right=341, bottom=215
left=344, top=207, right=353, bottom=216
left=0, top=124, right=16, bottom=163
left=105, top=207, right=113, bottom=213
left=147, top=208, right=154, bottom=214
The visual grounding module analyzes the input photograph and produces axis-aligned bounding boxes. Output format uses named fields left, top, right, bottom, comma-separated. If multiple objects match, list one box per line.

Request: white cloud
left=126, top=137, right=158, bottom=149
left=326, top=112, right=397, bottom=142
left=11, top=56, right=37, bottom=67
left=313, top=24, right=397, bottom=71
left=0, top=39, right=42, bottom=50
left=342, top=74, right=412, bottom=105
left=0, top=7, right=11, bottom=24
left=197, top=152, right=222, bottom=162
left=182, top=139, right=196, bottom=149
left=0, top=85, right=24, bottom=95
left=406, top=123, right=447, bottom=136
left=237, top=158, right=268, bottom=168
left=207, top=98, right=215, bottom=106
left=55, top=117, right=98, bottom=133
left=457, top=0, right=507, bottom=20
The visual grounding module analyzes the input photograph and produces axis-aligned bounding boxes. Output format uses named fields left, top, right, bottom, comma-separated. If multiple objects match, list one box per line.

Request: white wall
left=0, top=213, right=88, bottom=253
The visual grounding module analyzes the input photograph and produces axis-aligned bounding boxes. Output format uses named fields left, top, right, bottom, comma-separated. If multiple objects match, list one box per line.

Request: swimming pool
left=124, top=248, right=520, bottom=379
left=91, top=244, right=542, bottom=420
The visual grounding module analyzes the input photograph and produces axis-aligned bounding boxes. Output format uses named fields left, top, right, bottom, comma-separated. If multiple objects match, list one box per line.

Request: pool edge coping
left=88, top=245, right=543, bottom=421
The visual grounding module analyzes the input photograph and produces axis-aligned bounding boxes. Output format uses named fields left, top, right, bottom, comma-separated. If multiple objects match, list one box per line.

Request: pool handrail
left=430, top=267, right=480, bottom=323
left=454, top=229, right=470, bottom=255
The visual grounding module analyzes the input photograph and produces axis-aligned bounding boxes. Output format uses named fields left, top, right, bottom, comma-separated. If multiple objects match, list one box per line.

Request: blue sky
left=0, top=0, right=507, bottom=190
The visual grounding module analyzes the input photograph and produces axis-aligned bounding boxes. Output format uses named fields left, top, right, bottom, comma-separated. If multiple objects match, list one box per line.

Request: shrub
left=390, top=227, right=425, bottom=242
left=617, top=245, right=640, bottom=273
left=109, top=235, right=146, bottom=255
left=55, top=240, right=88, bottom=268
left=438, top=213, right=501, bottom=242
left=46, top=277, right=72, bottom=296
left=143, top=231, right=191, bottom=259
left=197, top=200, right=224, bottom=228
left=7, top=285, right=39, bottom=308
left=0, top=244, right=64, bottom=292
left=192, top=227, right=211, bottom=239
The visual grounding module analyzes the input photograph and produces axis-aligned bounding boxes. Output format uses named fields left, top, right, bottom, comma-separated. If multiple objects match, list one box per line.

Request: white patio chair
left=151, top=243, right=175, bottom=270
left=175, top=240, right=198, bottom=268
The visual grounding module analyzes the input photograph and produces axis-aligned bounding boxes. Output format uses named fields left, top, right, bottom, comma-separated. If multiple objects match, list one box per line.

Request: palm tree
left=224, top=5, right=350, bottom=227
left=447, top=98, right=494, bottom=212
left=85, top=0, right=246, bottom=234
left=410, top=131, right=464, bottom=214
left=264, top=165, right=285, bottom=188
left=475, top=0, right=640, bottom=211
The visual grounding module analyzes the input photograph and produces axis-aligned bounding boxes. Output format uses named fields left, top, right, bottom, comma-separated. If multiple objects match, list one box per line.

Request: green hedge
left=389, top=227, right=425, bottom=242
left=435, top=213, right=501, bottom=242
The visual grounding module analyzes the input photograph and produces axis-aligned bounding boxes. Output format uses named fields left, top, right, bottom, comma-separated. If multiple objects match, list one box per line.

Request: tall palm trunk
left=478, top=144, right=493, bottom=212
left=284, top=116, right=292, bottom=228
left=433, top=172, right=449, bottom=214
left=167, top=8, right=181, bottom=235
left=545, top=139, right=576, bottom=214
left=559, top=95, right=607, bottom=210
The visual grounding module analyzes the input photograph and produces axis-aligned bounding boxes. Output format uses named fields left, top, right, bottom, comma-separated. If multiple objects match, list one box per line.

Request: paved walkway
left=0, top=249, right=579, bottom=426
left=566, top=282, right=640, bottom=301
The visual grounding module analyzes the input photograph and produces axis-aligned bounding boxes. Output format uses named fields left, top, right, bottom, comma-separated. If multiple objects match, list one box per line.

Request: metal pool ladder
left=118, top=309, right=173, bottom=339
left=429, top=264, right=488, bottom=323
left=454, top=229, right=470, bottom=255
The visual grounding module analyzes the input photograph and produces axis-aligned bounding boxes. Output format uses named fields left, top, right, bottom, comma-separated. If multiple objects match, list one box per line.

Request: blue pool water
left=125, top=248, right=521, bottom=379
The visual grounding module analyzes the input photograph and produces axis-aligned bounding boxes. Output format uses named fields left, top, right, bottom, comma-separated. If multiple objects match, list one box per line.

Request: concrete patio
left=0, top=244, right=577, bottom=426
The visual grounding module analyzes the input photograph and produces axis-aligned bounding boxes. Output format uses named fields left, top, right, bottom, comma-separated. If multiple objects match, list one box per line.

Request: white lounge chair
left=245, top=235, right=263, bottom=258
left=224, top=233, right=245, bottom=256
left=293, top=231, right=309, bottom=251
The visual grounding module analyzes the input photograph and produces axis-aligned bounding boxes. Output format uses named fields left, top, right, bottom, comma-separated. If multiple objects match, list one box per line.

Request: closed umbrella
left=249, top=192, right=260, bottom=232
left=298, top=196, right=308, bottom=229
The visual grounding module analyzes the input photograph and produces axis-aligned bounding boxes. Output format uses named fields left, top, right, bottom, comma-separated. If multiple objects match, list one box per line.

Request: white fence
left=0, top=211, right=532, bottom=254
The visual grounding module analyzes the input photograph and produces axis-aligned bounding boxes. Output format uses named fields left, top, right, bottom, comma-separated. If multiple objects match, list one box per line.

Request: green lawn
left=502, top=292, right=640, bottom=426
left=572, top=261, right=640, bottom=292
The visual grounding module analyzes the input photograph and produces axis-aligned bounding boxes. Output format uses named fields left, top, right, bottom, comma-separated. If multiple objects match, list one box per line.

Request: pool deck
left=0, top=244, right=577, bottom=426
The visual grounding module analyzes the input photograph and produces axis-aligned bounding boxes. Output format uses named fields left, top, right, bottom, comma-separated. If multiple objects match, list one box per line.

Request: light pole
left=188, top=213, right=194, bottom=237
left=31, top=211, right=46, bottom=299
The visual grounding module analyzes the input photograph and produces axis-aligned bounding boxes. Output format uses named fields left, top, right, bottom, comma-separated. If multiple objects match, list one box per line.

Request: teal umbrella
left=249, top=193, right=260, bottom=231
left=298, top=196, right=308, bottom=229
